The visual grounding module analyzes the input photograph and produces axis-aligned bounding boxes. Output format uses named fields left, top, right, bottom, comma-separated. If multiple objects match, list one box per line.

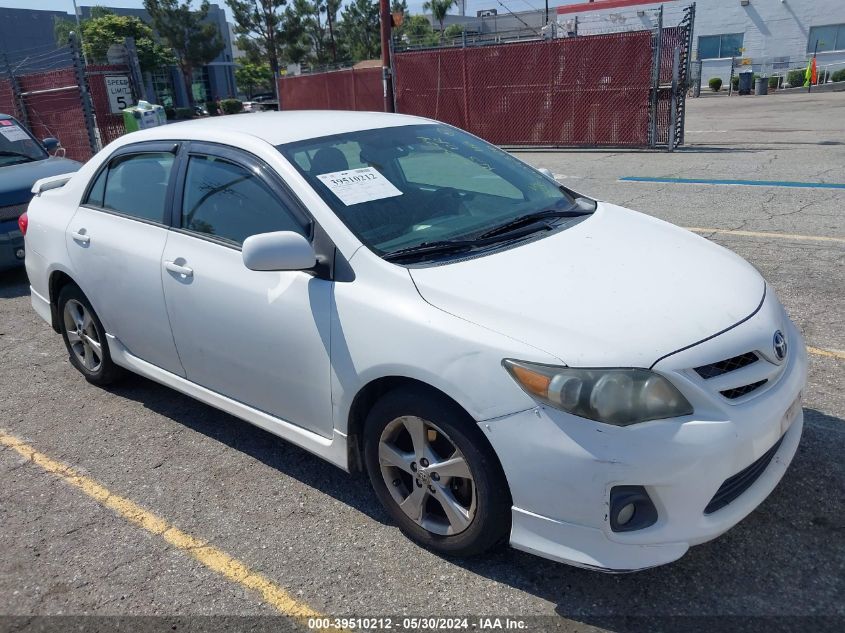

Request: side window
left=181, top=155, right=305, bottom=245
left=85, top=167, right=107, bottom=207
left=91, top=152, right=174, bottom=223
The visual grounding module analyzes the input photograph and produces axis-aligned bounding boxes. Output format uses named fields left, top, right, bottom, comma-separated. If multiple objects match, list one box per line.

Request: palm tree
left=423, top=0, right=457, bottom=43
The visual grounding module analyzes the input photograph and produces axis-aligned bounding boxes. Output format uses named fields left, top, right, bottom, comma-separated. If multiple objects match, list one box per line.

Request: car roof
left=133, top=110, right=436, bottom=147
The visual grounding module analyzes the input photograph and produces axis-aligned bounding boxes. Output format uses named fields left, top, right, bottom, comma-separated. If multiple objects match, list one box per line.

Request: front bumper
left=481, top=315, right=807, bottom=572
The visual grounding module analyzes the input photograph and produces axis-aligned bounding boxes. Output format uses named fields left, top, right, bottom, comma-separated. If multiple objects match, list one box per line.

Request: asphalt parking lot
left=1, top=93, right=843, bottom=632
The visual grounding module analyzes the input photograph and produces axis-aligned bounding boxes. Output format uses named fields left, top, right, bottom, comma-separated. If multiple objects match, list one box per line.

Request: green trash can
left=122, top=101, right=166, bottom=133
left=755, top=76, right=768, bottom=95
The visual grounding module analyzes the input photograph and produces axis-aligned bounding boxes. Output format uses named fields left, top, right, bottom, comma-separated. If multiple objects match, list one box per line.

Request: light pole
left=379, top=0, right=394, bottom=112
left=71, top=0, right=88, bottom=65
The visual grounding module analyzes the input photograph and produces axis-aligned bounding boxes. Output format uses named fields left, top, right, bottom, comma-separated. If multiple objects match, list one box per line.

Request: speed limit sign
left=105, top=76, right=133, bottom=113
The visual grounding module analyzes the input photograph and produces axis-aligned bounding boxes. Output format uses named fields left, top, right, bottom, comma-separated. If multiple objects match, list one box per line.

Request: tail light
left=18, top=212, right=28, bottom=236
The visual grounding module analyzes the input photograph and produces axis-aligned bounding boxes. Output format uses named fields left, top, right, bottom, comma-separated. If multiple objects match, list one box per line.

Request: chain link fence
left=277, top=5, right=694, bottom=150
left=279, top=65, right=382, bottom=111
left=0, top=39, right=131, bottom=162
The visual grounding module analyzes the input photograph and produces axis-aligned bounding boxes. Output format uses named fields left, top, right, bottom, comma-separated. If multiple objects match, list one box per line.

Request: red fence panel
left=394, top=31, right=654, bottom=147
left=17, top=67, right=91, bottom=162
left=278, top=67, right=382, bottom=112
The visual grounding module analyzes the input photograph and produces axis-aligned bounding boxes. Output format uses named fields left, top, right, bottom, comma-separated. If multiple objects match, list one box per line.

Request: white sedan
left=22, top=111, right=806, bottom=571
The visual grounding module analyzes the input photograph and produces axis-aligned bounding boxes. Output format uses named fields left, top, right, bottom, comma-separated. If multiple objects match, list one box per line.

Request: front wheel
left=363, top=387, right=511, bottom=557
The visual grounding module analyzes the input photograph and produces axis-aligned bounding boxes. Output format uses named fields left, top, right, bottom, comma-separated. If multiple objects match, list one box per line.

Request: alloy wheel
left=378, top=415, right=477, bottom=536
left=63, top=299, right=103, bottom=373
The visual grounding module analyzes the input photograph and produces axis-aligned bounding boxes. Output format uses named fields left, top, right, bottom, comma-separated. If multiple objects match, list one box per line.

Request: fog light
left=15, top=248, right=25, bottom=260
left=609, top=485, right=658, bottom=533
left=616, top=502, right=635, bottom=525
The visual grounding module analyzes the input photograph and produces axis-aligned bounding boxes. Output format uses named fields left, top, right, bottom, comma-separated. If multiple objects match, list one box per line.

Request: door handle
left=164, top=260, right=194, bottom=277
left=71, top=231, right=90, bottom=245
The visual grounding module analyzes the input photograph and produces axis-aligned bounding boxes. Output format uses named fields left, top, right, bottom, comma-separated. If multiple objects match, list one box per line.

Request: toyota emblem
left=773, top=330, right=787, bottom=362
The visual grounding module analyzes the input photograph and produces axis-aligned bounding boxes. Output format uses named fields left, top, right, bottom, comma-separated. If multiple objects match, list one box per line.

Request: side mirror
left=42, top=138, right=60, bottom=152
left=242, top=231, right=316, bottom=272
left=537, top=167, right=558, bottom=182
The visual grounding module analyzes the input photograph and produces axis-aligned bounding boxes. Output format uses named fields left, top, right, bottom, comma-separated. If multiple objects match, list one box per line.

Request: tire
left=57, top=283, right=123, bottom=386
left=363, top=386, right=511, bottom=557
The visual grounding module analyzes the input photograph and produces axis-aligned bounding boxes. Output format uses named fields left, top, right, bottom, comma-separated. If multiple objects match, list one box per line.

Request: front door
left=160, top=145, right=334, bottom=438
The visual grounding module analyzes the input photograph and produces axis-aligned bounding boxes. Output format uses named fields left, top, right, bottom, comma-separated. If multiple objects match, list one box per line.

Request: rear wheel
left=363, top=387, right=511, bottom=556
left=58, top=284, right=122, bottom=386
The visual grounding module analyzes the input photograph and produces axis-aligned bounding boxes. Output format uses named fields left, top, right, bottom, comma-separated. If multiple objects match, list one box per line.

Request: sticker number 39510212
left=316, top=167, right=403, bottom=206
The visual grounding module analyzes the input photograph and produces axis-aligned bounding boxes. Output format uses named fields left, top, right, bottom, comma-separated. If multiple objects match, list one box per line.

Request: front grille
left=694, top=352, right=758, bottom=379
left=0, top=203, right=27, bottom=222
left=720, top=379, right=768, bottom=400
left=704, top=435, right=784, bottom=514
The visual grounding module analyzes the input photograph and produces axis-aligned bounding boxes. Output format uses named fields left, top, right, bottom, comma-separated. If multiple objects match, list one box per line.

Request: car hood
left=0, top=157, right=81, bottom=206
left=409, top=203, right=765, bottom=368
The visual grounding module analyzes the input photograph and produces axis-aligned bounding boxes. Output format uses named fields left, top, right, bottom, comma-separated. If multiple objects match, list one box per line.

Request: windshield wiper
left=383, top=239, right=479, bottom=262
left=477, top=204, right=593, bottom=240
left=0, top=150, right=35, bottom=163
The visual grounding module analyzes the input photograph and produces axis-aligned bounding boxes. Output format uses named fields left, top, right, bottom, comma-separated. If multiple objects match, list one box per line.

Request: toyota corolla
left=22, top=111, right=806, bottom=571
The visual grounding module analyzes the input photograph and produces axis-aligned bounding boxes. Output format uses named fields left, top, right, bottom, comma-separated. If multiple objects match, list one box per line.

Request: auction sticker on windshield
left=0, top=123, right=30, bottom=142
left=317, top=167, right=403, bottom=206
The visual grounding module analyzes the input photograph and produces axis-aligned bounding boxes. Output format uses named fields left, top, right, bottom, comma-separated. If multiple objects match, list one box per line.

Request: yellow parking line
left=807, top=346, right=845, bottom=360
left=0, top=430, right=324, bottom=624
left=685, top=227, right=845, bottom=244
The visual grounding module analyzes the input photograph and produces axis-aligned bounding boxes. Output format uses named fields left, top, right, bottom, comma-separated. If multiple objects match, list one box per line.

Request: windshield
left=0, top=119, right=47, bottom=165
left=277, top=124, right=579, bottom=257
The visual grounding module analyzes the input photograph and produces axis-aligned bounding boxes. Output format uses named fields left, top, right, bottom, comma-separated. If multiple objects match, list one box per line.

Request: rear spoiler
left=32, top=173, right=75, bottom=196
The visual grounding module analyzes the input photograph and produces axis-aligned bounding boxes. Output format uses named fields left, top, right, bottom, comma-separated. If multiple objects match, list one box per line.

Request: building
left=0, top=3, right=237, bottom=108
left=436, top=0, right=845, bottom=84
left=79, top=4, right=237, bottom=106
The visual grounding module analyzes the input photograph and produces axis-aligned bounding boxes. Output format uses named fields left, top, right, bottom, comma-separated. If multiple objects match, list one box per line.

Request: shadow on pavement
left=0, top=267, right=29, bottom=299
left=107, top=373, right=392, bottom=527
left=104, top=364, right=845, bottom=624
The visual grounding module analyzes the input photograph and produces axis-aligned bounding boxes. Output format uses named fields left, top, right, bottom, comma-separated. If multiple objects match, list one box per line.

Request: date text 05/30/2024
left=307, top=617, right=528, bottom=630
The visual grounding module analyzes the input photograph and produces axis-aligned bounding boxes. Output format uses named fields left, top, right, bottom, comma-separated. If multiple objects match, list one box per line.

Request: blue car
left=0, top=114, right=80, bottom=272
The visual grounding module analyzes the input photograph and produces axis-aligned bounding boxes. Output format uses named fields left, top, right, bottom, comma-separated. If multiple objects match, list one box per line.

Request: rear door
left=160, top=142, right=334, bottom=437
left=66, top=142, right=185, bottom=376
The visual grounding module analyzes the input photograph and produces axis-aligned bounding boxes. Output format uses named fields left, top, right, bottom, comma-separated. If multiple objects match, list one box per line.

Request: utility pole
left=379, top=0, right=394, bottom=113
left=71, top=0, right=88, bottom=65
left=124, top=37, right=148, bottom=104
left=545, top=0, right=549, bottom=26
left=69, top=32, right=99, bottom=157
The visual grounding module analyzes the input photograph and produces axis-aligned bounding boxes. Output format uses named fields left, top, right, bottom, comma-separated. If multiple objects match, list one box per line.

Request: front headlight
left=503, top=359, right=693, bottom=426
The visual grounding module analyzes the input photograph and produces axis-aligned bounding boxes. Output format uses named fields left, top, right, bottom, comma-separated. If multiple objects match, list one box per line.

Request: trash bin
left=738, top=71, right=753, bottom=95
left=755, top=76, right=768, bottom=96
left=122, top=100, right=166, bottom=133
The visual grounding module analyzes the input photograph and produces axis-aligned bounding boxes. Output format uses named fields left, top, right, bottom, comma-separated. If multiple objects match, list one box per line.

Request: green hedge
left=786, top=69, right=804, bottom=87
left=708, top=77, right=722, bottom=92
left=833, top=68, right=845, bottom=82
left=220, top=98, right=243, bottom=114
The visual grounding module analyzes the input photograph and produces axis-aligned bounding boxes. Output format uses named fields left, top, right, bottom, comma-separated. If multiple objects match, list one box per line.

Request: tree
left=144, top=0, right=224, bottom=105
left=422, top=0, right=457, bottom=42
left=292, top=0, right=341, bottom=65
left=400, top=14, right=438, bottom=48
left=227, top=0, right=307, bottom=94
left=338, top=0, right=380, bottom=62
left=235, top=59, right=273, bottom=98
left=54, top=11, right=173, bottom=73
left=444, top=23, right=464, bottom=40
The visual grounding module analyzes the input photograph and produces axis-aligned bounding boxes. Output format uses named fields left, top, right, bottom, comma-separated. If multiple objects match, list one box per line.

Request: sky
left=0, top=0, right=565, bottom=21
